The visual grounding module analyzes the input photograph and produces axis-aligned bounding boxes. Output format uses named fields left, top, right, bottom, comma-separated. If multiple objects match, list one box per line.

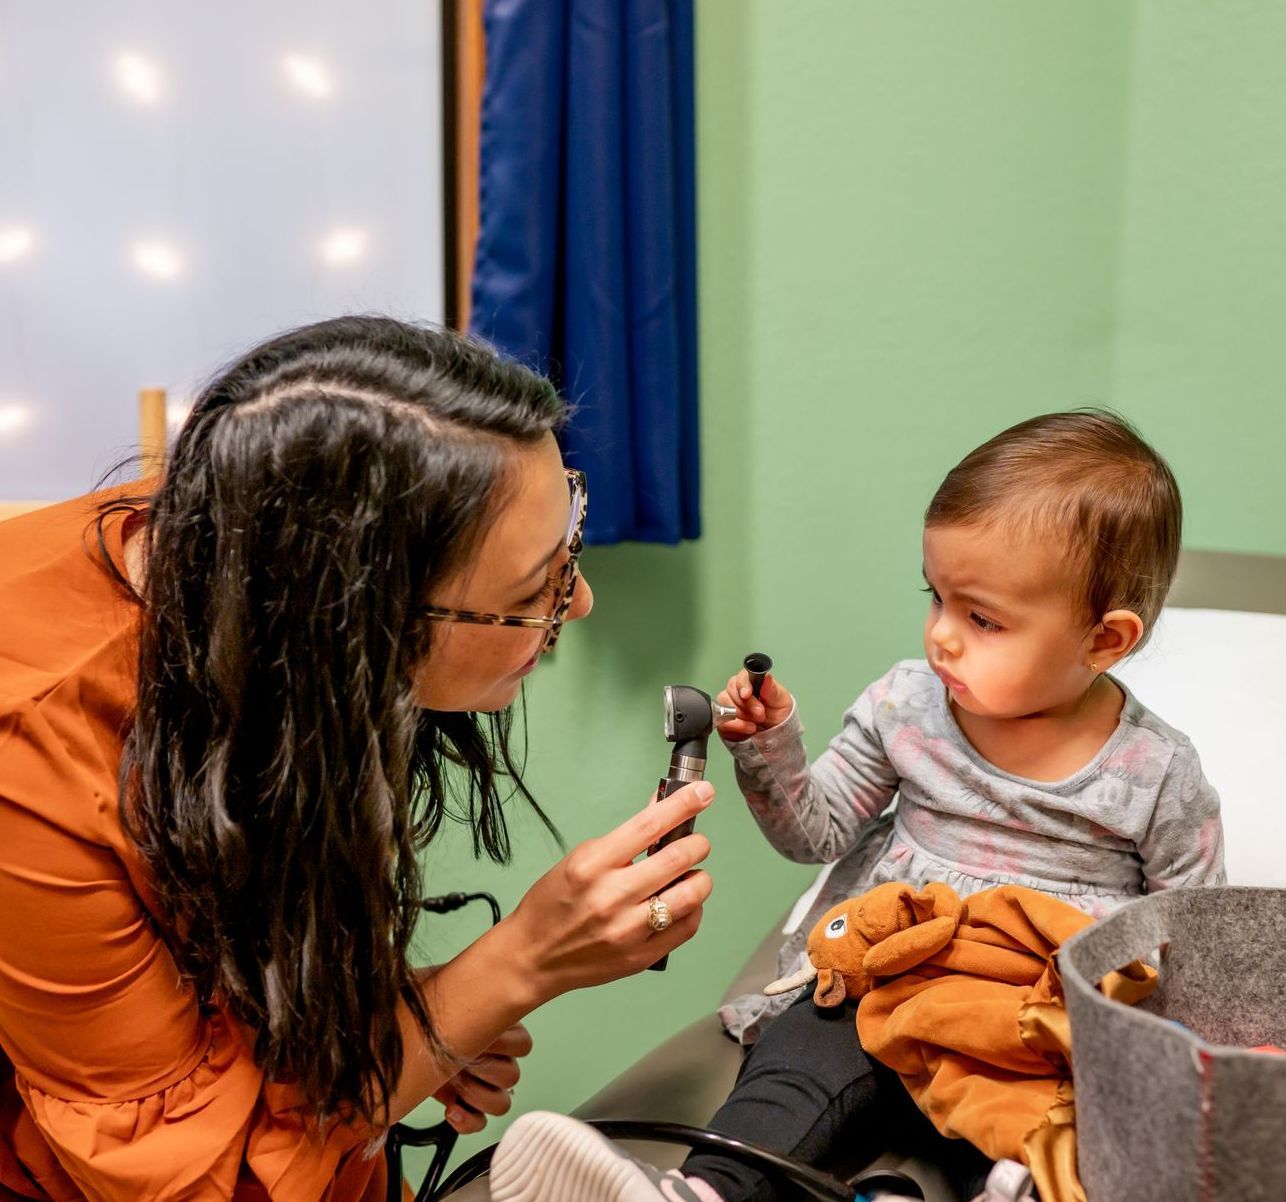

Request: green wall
left=1110, top=1, right=1286, bottom=552
left=409, top=0, right=1286, bottom=1179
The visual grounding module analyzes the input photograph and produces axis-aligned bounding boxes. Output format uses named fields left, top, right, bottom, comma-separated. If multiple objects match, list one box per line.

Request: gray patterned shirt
left=720, top=659, right=1225, bottom=1043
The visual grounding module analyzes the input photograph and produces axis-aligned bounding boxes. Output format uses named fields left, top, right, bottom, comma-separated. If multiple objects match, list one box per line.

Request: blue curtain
left=469, top=0, right=699, bottom=545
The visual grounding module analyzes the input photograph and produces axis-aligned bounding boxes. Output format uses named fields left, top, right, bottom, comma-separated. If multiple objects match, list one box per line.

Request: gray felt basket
left=1060, top=887, right=1286, bottom=1201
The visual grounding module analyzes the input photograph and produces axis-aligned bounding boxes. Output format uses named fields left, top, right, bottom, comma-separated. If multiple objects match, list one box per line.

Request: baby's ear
left=1092, top=608, right=1145, bottom=669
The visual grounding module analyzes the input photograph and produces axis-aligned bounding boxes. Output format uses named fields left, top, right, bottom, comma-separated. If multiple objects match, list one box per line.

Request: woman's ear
left=1089, top=609, right=1145, bottom=672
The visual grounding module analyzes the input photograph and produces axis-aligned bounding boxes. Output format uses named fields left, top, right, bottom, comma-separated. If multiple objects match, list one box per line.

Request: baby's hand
left=717, top=668, right=794, bottom=743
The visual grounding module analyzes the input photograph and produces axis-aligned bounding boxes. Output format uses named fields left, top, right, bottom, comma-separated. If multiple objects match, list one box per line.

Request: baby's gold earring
left=1090, top=662, right=1099, bottom=674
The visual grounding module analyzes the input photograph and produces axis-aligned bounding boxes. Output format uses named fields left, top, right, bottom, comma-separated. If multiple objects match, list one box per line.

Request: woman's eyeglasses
left=419, top=469, right=587, bottom=653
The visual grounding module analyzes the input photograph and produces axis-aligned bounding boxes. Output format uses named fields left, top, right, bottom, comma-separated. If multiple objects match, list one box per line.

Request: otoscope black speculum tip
left=744, top=652, right=773, bottom=699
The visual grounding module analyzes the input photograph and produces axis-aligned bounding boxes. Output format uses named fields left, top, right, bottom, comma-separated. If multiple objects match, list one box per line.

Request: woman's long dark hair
left=120, top=316, right=564, bottom=1125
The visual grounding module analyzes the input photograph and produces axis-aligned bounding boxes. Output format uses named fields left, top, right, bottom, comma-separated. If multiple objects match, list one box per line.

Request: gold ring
left=646, top=896, right=673, bottom=932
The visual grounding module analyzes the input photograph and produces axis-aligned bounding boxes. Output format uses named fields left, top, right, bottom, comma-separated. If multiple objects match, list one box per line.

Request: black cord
left=404, top=896, right=908, bottom=1202
left=419, top=890, right=502, bottom=927
left=433, top=1120, right=859, bottom=1202
left=387, top=890, right=503, bottom=1202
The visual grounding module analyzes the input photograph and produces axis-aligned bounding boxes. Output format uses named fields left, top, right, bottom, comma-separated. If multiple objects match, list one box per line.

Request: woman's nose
left=569, top=573, right=594, bottom=621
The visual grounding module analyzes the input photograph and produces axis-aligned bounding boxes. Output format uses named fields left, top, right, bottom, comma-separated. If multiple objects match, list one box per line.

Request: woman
left=0, top=317, right=714, bottom=1199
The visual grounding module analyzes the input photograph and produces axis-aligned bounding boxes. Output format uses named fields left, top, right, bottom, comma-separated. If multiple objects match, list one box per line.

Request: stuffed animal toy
left=765, top=880, right=1154, bottom=1202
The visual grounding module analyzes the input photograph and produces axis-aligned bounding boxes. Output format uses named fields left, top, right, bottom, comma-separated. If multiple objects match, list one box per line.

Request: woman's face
left=414, top=433, right=593, bottom=711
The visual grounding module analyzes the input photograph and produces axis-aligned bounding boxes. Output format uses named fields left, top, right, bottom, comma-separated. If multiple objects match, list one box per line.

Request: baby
left=490, top=410, right=1226, bottom=1202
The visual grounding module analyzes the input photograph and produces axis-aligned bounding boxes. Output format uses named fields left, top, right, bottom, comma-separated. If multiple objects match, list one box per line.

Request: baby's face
left=921, top=522, right=1096, bottom=721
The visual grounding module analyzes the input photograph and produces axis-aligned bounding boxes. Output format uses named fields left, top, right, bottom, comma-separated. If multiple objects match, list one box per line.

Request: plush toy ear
left=863, top=914, right=957, bottom=978
left=813, top=968, right=848, bottom=1008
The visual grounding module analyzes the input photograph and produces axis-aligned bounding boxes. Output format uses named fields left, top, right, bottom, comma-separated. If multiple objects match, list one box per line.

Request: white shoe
left=969, top=1160, right=1034, bottom=1202
left=490, top=1111, right=708, bottom=1202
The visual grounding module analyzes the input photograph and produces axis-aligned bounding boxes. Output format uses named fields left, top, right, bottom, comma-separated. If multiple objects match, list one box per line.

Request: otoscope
left=646, top=653, right=772, bottom=971
left=646, top=684, right=735, bottom=971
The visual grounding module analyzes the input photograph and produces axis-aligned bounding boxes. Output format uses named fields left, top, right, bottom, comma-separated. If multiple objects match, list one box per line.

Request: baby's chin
left=948, top=691, right=1021, bottom=721
left=958, top=696, right=1063, bottom=723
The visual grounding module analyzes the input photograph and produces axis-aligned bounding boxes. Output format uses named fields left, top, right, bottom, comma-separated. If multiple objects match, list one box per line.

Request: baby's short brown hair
left=925, top=410, right=1181, bottom=640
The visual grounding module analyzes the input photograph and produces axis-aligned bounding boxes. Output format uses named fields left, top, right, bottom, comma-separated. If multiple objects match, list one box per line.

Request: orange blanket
left=768, top=882, right=1153, bottom=1202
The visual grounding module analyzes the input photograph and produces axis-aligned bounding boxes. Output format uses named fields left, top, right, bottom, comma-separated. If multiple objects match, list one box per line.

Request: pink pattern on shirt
left=889, top=724, right=957, bottom=791
left=1101, top=736, right=1153, bottom=778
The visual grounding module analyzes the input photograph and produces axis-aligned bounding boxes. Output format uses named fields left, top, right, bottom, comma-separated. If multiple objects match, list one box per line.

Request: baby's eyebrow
left=957, top=591, right=1004, bottom=612
left=922, top=568, right=1010, bottom=615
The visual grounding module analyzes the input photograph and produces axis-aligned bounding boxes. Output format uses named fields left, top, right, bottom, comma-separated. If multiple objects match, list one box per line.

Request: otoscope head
left=663, top=685, right=738, bottom=743
left=663, top=685, right=710, bottom=742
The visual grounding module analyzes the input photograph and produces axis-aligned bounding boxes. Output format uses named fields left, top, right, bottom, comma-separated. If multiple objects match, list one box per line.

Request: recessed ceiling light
left=320, top=228, right=368, bottom=265
left=284, top=54, right=333, bottom=100
left=115, top=52, right=165, bottom=105
left=132, top=240, right=185, bottom=280
left=0, top=227, right=35, bottom=264
left=0, top=405, right=31, bottom=437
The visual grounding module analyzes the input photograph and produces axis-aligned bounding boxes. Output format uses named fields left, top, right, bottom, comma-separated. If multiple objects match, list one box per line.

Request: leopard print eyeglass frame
left=419, top=469, right=587, bottom=654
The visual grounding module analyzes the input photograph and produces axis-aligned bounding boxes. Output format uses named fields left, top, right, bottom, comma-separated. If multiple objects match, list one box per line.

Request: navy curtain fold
left=469, top=0, right=700, bottom=545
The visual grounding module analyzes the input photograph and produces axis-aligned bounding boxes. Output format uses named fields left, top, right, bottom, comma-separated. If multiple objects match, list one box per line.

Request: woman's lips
left=517, top=650, right=541, bottom=675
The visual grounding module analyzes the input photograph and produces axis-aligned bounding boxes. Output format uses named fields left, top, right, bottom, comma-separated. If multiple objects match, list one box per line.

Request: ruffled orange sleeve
left=0, top=495, right=384, bottom=1201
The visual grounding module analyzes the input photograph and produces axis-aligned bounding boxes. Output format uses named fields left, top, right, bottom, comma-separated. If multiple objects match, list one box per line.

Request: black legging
left=682, top=994, right=992, bottom=1201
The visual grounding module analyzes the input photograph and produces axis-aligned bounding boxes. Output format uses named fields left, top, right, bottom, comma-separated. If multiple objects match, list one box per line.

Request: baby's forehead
left=923, top=519, right=1083, bottom=607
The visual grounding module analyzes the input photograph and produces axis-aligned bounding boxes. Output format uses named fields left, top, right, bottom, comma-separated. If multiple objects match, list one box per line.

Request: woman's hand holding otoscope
left=502, top=781, right=714, bottom=994
left=646, top=654, right=787, bottom=970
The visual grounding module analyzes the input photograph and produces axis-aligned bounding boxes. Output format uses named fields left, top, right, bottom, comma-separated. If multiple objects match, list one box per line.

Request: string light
left=115, top=52, right=165, bottom=105
left=283, top=54, right=333, bottom=100
left=0, top=227, right=35, bottom=264
left=132, top=240, right=185, bottom=280
left=320, top=228, right=367, bottom=264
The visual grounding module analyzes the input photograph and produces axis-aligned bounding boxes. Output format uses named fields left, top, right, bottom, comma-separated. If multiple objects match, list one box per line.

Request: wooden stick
left=456, top=0, right=484, bottom=330
left=138, top=387, right=167, bottom=477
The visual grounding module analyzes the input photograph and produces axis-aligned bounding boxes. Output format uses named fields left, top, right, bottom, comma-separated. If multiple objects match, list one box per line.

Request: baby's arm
left=721, top=668, right=900, bottom=864
left=1138, top=739, right=1227, bottom=891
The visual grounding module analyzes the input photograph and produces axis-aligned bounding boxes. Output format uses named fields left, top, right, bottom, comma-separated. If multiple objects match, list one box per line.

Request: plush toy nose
left=763, top=960, right=818, bottom=996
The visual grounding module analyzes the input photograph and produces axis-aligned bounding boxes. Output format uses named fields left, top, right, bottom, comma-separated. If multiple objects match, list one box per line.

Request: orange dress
left=0, top=491, right=385, bottom=1201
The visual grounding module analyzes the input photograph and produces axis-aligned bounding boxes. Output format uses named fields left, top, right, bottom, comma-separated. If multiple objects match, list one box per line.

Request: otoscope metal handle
left=651, top=776, right=698, bottom=845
